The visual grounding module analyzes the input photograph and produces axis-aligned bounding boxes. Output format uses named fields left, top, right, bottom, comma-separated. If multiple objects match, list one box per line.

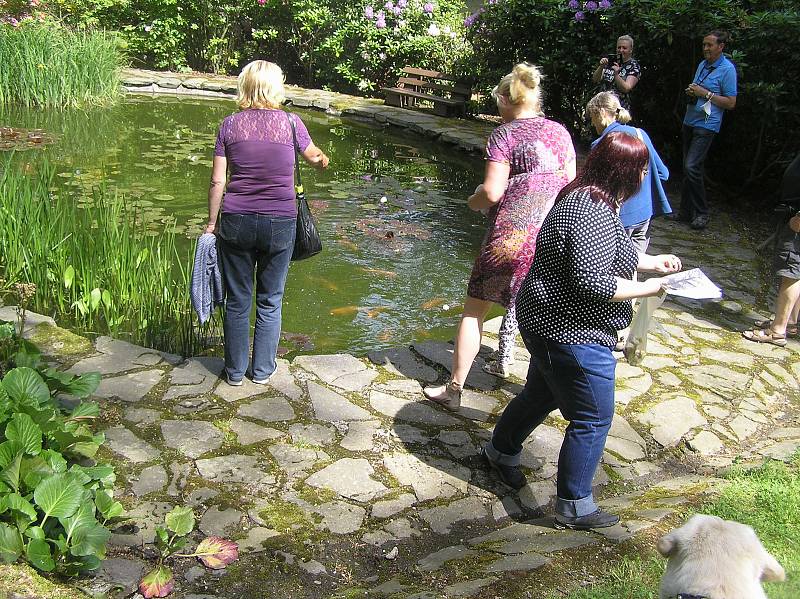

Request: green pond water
left=1, top=96, right=494, bottom=355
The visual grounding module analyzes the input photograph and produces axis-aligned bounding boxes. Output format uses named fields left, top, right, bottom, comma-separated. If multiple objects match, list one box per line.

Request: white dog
left=657, top=514, right=785, bottom=599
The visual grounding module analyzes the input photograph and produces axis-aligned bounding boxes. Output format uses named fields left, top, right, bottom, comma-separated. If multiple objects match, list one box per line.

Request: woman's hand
left=651, top=254, right=682, bottom=274
left=599, top=57, right=609, bottom=67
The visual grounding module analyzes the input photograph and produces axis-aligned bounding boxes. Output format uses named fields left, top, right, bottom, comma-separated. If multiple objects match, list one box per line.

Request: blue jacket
left=592, top=122, right=671, bottom=227
left=191, top=233, right=224, bottom=324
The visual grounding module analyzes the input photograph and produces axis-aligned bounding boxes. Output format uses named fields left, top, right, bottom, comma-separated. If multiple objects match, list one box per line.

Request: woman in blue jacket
left=586, top=91, right=670, bottom=253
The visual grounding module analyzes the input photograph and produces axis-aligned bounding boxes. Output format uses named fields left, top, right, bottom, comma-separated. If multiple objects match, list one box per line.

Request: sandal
left=754, top=320, right=798, bottom=337
left=742, top=328, right=787, bottom=347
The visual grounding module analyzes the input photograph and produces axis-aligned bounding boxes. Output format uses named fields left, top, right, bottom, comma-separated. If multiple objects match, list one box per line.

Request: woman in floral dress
left=423, top=62, right=576, bottom=409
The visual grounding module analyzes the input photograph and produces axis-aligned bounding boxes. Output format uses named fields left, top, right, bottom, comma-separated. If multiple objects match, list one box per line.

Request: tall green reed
left=0, top=22, right=122, bottom=108
left=0, top=156, right=217, bottom=356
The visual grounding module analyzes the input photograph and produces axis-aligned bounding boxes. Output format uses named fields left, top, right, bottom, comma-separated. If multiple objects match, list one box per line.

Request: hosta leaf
left=0, top=523, right=23, bottom=564
left=34, top=473, right=83, bottom=520
left=59, top=502, right=95, bottom=542
left=0, top=452, right=22, bottom=492
left=94, top=490, right=124, bottom=520
left=139, top=565, right=174, bottom=598
left=39, top=449, right=67, bottom=473
left=195, top=537, right=239, bottom=569
left=21, top=456, right=53, bottom=491
left=69, top=441, right=100, bottom=459
left=5, top=413, right=43, bottom=456
left=0, top=441, right=22, bottom=469
left=63, top=374, right=101, bottom=399
left=24, top=526, right=45, bottom=540
left=26, top=538, right=55, bottom=572
left=1, top=368, right=49, bottom=405
left=80, top=465, right=115, bottom=486
left=70, top=523, right=111, bottom=558
left=5, top=493, right=37, bottom=523
left=164, top=505, right=194, bottom=536
left=13, top=340, right=42, bottom=369
left=70, top=401, right=100, bottom=420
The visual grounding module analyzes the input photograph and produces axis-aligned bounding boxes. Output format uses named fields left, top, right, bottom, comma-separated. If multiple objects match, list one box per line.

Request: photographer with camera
left=677, top=30, right=737, bottom=230
left=592, top=35, right=640, bottom=112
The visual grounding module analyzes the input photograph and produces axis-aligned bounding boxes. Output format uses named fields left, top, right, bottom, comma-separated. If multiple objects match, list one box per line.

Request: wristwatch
left=705, top=91, right=713, bottom=100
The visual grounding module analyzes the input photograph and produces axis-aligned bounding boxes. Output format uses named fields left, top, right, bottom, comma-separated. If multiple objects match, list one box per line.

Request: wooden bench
left=382, top=67, right=472, bottom=118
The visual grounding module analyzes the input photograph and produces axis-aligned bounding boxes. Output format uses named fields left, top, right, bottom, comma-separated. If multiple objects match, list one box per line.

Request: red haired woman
left=482, top=132, right=683, bottom=530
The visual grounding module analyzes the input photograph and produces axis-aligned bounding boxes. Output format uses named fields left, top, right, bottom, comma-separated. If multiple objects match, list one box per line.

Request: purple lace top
left=214, top=109, right=312, bottom=217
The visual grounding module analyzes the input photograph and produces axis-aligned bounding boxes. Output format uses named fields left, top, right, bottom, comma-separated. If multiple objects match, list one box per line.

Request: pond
left=1, top=96, right=492, bottom=355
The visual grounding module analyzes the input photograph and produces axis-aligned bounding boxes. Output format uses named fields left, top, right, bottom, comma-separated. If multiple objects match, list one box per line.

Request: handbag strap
left=287, top=112, right=304, bottom=195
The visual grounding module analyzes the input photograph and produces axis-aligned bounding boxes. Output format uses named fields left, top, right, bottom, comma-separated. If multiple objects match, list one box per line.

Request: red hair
left=557, top=132, right=649, bottom=209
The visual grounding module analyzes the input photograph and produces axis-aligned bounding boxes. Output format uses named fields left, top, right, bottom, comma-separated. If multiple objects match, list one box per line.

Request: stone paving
left=7, top=211, right=800, bottom=598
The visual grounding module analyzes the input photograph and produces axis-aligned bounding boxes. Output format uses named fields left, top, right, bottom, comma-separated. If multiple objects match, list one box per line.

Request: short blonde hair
left=237, top=60, right=285, bottom=110
left=617, top=34, right=634, bottom=49
left=492, top=62, right=544, bottom=115
left=586, top=91, right=632, bottom=128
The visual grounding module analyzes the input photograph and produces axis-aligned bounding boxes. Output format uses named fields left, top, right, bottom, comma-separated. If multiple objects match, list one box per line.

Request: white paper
left=661, top=268, right=722, bottom=300
left=702, top=98, right=713, bottom=117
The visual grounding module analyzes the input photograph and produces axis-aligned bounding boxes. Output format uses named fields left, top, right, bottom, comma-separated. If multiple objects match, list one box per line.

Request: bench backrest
left=398, top=67, right=471, bottom=100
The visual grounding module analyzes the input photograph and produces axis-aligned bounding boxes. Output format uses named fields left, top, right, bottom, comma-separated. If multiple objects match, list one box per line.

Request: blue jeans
left=485, top=333, right=616, bottom=518
left=680, top=124, right=716, bottom=220
left=218, top=213, right=296, bottom=382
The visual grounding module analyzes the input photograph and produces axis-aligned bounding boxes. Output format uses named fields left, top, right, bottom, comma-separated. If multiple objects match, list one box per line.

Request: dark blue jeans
left=217, top=213, right=296, bottom=382
left=485, top=333, right=616, bottom=518
left=680, top=124, right=716, bottom=220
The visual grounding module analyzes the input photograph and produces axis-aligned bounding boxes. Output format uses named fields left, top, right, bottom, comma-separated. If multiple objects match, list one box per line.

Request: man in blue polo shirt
left=679, top=30, right=738, bottom=230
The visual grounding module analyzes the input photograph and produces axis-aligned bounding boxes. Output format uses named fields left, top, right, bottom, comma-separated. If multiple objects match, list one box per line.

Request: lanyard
left=695, top=64, right=715, bottom=85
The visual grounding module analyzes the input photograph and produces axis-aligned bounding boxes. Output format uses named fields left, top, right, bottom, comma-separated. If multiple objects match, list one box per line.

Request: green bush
left=465, top=0, right=800, bottom=197
left=0, top=20, right=122, bottom=108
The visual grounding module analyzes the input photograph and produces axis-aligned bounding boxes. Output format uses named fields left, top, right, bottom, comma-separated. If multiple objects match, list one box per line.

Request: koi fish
left=330, top=305, right=359, bottom=316
left=377, top=329, right=394, bottom=341
left=361, top=267, right=397, bottom=278
left=420, top=297, right=447, bottom=310
left=309, top=276, right=339, bottom=292
left=365, top=306, right=391, bottom=318
left=336, top=238, right=359, bottom=251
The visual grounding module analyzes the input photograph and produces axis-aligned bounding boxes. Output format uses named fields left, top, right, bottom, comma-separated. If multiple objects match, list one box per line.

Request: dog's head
left=658, top=514, right=785, bottom=583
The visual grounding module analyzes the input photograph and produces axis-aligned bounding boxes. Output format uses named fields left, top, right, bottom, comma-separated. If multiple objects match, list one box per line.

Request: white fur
left=658, top=514, right=785, bottom=599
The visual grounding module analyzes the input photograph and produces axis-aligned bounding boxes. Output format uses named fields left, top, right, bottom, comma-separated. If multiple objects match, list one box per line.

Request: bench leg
left=432, top=102, right=449, bottom=117
left=384, top=91, right=402, bottom=107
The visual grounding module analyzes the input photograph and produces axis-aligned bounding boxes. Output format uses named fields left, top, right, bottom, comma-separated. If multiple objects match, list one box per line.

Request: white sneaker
left=252, top=375, right=272, bottom=385
left=482, top=360, right=510, bottom=379
left=226, top=374, right=243, bottom=387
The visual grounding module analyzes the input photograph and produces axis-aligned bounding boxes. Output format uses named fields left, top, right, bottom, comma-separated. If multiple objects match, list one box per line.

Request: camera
left=605, top=54, right=621, bottom=66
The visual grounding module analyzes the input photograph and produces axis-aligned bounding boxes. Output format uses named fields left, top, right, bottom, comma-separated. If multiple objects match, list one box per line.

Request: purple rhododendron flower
left=586, top=1, right=598, bottom=11
left=573, top=10, right=585, bottom=21
left=397, top=0, right=407, bottom=7
left=464, top=13, right=476, bottom=27
left=393, top=6, right=401, bottom=15
left=423, top=2, right=434, bottom=14
left=567, top=0, right=579, bottom=8
left=364, top=5, right=374, bottom=18
left=376, top=17, right=386, bottom=28
left=384, top=0, right=393, bottom=9
left=599, top=0, right=611, bottom=8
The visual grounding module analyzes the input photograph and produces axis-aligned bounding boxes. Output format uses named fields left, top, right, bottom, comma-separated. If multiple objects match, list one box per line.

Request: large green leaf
left=0, top=523, right=23, bottom=564
left=5, top=413, right=43, bottom=456
left=4, top=493, right=37, bottom=524
left=20, top=456, right=53, bottom=491
left=26, top=538, right=55, bottom=572
left=69, top=401, right=100, bottom=420
left=59, top=502, right=95, bottom=543
left=0, top=440, right=22, bottom=469
left=164, top=505, right=195, bottom=536
left=70, top=523, right=110, bottom=558
left=62, top=373, right=101, bottom=399
left=95, top=490, right=124, bottom=521
left=33, top=473, right=83, bottom=520
left=1, top=368, right=49, bottom=405
left=0, top=452, right=22, bottom=492
left=13, top=340, right=42, bottom=370
left=39, top=449, right=67, bottom=473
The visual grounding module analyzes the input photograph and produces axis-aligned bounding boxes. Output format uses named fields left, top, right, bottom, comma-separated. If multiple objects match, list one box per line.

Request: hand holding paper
left=661, top=268, right=722, bottom=300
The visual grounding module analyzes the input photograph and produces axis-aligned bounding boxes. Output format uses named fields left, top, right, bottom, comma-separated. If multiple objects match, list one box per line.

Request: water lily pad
left=153, top=194, right=174, bottom=202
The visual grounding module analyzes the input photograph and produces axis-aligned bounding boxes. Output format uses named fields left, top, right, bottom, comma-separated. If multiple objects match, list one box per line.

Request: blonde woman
left=423, top=62, right=576, bottom=409
left=205, top=60, right=329, bottom=386
left=592, top=34, right=641, bottom=111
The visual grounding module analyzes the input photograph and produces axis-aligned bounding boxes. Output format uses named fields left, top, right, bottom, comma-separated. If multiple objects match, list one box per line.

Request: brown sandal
left=742, top=328, right=787, bottom=347
left=754, top=320, right=798, bottom=337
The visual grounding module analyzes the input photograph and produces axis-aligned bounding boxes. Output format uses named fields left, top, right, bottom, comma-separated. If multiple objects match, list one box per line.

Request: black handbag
left=288, top=113, right=322, bottom=261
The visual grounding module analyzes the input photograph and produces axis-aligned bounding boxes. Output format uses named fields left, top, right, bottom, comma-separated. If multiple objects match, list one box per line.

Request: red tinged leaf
left=139, top=565, right=174, bottom=598
left=195, top=536, right=238, bottom=569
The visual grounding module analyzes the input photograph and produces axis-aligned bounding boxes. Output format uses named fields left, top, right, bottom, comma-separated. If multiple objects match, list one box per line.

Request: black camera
left=605, top=54, right=621, bottom=66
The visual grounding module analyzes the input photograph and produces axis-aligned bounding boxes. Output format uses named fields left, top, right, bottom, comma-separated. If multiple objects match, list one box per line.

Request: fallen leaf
left=195, top=536, right=239, bottom=569
left=139, top=566, right=174, bottom=598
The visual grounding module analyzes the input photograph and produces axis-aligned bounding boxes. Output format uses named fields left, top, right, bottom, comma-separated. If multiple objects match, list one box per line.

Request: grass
left=0, top=21, right=122, bottom=108
left=0, top=157, right=216, bottom=356
left=549, top=455, right=800, bottom=599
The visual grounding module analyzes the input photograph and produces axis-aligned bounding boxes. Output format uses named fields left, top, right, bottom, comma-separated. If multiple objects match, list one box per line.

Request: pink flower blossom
left=393, top=6, right=401, bottom=15
left=376, top=17, right=386, bottom=28
left=423, top=2, right=434, bottom=14
left=397, top=0, right=407, bottom=7
left=384, top=0, right=393, bottom=9
left=257, top=0, right=266, bottom=5
left=364, top=5, right=374, bottom=18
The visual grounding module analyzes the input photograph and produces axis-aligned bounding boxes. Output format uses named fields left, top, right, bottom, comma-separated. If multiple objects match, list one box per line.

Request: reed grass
left=0, top=157, right=216, bottom=356
left=0, top=22, right=122, bottom=108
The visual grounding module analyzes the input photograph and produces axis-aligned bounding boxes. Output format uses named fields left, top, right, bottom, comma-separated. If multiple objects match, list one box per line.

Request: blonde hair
left=237, top=60, right=286, bottom=110
left=586, top=91, right=632, bottom=128
left=492, top=62, right=544, bottom=114
left=617, top=34, right=634, bottom=49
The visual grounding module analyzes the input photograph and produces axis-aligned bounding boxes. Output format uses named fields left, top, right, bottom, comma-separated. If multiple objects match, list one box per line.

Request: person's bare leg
left=772, top=276, right=800, bottom=335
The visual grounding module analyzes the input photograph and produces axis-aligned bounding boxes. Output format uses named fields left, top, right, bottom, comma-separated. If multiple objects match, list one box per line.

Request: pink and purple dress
left=467, top=117, right=575, bottom=307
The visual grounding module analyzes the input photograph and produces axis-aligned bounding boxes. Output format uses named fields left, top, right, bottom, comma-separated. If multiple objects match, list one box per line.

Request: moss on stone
left=0, top=564, right=84, bottom=599
left=28, top=323, right=93, bottom=359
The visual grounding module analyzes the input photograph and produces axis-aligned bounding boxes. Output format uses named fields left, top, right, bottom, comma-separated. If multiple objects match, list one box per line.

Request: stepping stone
left=304, top=458, right=388, bottom=502
left=483, top=552, right=549, bottom=573
left=394, top=424, right=432, bottom=445
left=69, top=336, right=164, bottom=375
left=131, top=465, right=167, bottom=497
left=418, top=497, right=488, bottom=534
left=383, top=452, right=469, bottom=501
left=309, top=500, right=366, bottom=534
left=289, top=423, right=335, bottom=446
left=700, top=348, right=755, bottom=368
left=605, top=415, right=647, bottom=461
left=237, top=527, right=280, bottom=553
left=104, top=427, right=160, bottom=463
left=382, top=517, right=422, bottom=539
left=371, top=493, right=416, bottom=519
left=194, top=455, right=276, bottom=490
left=229, top=418, right=282, bottom=445
left=294, top=354, right=378, bottom=391
left=459, top=389, right=501, bottom=422
left=683, top=364, right=750, bottom=396
left=411, top=341, right=498, bottom=391
left=759, top=439, right=800, bottom=461
left=214, top=378, right=272, bottom=402
left=370, top=391, right=459, bottom=426
left=417, top=545, right=477, bottom=572
left=95, top=369, right=163, bottom=403
left=109, top=501, right=172, bottom=547
left=443, top=577, right=498, bottom=598
left=687, top=431, right=724, bottom=455
left=160, top=420, right=223, bottom=458
left=123, top=407, right=162, bottom=425
left=375, top=379, right=424, bottom=395
left=270, top=358, right=303, bottom=400
left=199, top=506, right=244, bottom=536
left=86, top=557, right=146, bottom=596
left=638, top=396, right=706, bottom=447
left=165, top=357, right=224, bottom=400
left=308, top=381, right=372, bottom=421
left=367, top=347, right=438, bottom=382
left=520, top=424, right=563, bottom=468
left=237, top=396, right=295, bottom=422
left=269, top=443, right=329, bottom=477
left=341, top=420, right=380, bottom=451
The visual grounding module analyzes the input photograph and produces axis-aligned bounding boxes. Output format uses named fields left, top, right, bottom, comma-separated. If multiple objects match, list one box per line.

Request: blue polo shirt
left=683, top=54, right=737, bottom=133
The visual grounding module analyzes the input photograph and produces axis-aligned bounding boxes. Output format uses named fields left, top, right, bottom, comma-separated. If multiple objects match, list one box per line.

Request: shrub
left=466, top=0, right=800, bottom=198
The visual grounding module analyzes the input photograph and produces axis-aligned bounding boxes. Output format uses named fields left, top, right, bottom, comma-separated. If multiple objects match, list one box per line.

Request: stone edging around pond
left=120, top=68, right=494, bottom=155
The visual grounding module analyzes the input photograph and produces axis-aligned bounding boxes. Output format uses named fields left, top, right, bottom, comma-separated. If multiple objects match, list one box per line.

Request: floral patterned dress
left=467, top=117, right=576, bottom=308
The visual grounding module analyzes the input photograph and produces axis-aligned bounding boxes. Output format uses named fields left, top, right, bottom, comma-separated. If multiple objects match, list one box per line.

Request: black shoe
left=480, top=447, right=527, bottom=489
left=668, top=212, right=691, bottom=223
left=554, top=509, right=620, bottom=530
left=690, top=215, right=709, bottom=230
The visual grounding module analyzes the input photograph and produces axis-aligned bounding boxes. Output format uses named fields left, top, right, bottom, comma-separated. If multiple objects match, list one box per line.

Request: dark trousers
left=680, top=124, right=716, bottom=220
left=486, top=332, right=616, bottom=518
left=218, top=213, right=296, bottom=382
